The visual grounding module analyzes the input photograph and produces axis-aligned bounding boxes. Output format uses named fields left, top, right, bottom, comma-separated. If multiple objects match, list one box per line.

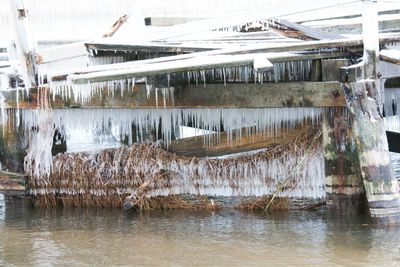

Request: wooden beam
left=144, top=16, right=207, bottom=27
left=37, top=42, right=88, bottom=64
left=102, top=14, right=129, bottom=38
left=380, top=49, right=400, bottom=65
left=8, top=0, right=37, bottom=88
left=50, top=51, right=349, bottom=81
left=344, top=0, right=400, bottom=224
left=166, top=124, right=310, bottom=158
left=86, top=42, right=220, bottom=53
left=275, top=19, right=344, bottom=40
left=60, top=34, right=400, bottom=84
left=1, top=82, right=345, bottom=109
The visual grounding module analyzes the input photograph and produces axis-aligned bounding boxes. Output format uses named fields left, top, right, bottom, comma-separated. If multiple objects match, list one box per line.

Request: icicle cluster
left=21, top=107, right=323, bottom=147
left=0, top=93, right=7, bottom=134
left=384, top=116, right=400, bottom=133
left=28, top=128, right=325, bottom=207
left=213, top=18, right=281, bottom=32
left=24, top=109, right=55, bottom=179
left=46, top=60, right=313, bottom=104
left=384, top=88, right=400, bottom=117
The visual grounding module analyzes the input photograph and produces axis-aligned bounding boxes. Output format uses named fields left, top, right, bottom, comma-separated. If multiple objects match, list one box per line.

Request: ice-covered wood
left=37, top=42, right=89, bottom=64
left=0, top=82, right=345, bottom=109
left=8, top=0, right=37, bottom=90
left=272, top=19, right=344, bottom=40
left=166, top=124, right=311, bottom=157
left=380, top=49, right=400, bottom=66
left=67, top=53, right=274, bottom=84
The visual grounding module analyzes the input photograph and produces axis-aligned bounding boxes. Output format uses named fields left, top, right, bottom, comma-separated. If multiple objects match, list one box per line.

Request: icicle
left=0, top=93, right=7, bottom=136
left=24, top=109, right=55, bottom=179
left=145, top=77, right=152, bottom=98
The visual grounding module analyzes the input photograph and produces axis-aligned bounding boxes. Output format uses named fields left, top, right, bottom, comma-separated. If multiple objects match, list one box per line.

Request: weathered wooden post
left=8, top=0, right=37, bottom=89
left=343, top=0, right=400, bottom=224
left=322, top=108, right=367, bottom=214
left=321, top=59, right=367, bottom=214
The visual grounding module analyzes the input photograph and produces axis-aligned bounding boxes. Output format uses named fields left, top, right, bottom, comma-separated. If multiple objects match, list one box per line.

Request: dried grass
left=237, top=196, right=290, bottom=211
left=28, top=128, right=322, bottom=210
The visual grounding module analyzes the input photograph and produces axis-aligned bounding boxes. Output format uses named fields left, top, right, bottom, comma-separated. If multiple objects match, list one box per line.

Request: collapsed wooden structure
left=1, top=0, right=400, bottom=223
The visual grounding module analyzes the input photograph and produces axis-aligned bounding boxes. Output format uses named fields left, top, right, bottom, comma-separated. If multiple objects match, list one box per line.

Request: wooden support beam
left=322, top=108, right=366, bottom=215
left=144, top=16, right=207, bottom=27
left=322, top=59, right=350, bottom=82
left=50, top=51, right=349, bottom=82
left=343, top=0, right=400, bottom=224
left=166, top=124, right=310, bottom=158
left=102, top=14, right=129, bottom=38
left=274, top=19, right=344, bottom=40
left=1, top=82, right=345, bottom=109
left=380, top=49, right=400, bottom=65
left=8, top=0, right=37, bottom=89
left=86, top=42, right=219, bottom=54
left=0, top=114, right=27, bottom=173
left=0, top=170, right=26, bottom=192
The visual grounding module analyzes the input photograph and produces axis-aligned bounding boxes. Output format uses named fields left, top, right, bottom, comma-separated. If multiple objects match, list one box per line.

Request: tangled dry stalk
left=26, top=127, right=323, bottom=210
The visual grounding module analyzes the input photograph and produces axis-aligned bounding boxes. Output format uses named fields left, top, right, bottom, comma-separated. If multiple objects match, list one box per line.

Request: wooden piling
left=322, top=108, right=367, bottom=214
left=343, top=0, right=400, bottom=224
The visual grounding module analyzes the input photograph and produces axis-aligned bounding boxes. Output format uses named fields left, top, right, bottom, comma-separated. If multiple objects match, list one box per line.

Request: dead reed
left=27, top=127, right=323, bottom=210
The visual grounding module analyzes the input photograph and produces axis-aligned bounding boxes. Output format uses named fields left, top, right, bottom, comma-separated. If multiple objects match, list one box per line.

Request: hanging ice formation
left=384, top=88, right=400, bottom=117
left=28, top=128, right=325, bottom=207
left=0, top=93, right=7, bottom=136
left=22, top=107, right=323, bottom=143
left=47, top=59, right=313, bottom=104
left=24, top=109, right=55, bottom=179
left=383, top=88, right=400, bottom=132
left=22, top=107, right=325, bottom=181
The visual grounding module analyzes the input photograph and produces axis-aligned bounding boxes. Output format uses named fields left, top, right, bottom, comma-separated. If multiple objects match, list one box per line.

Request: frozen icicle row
left=88, top=55, right=125, bottom=66
left=384, top=88, right=400, bottom=117
left=384, top=116, right=400, bottom=132
left=47, top=59, right=314, bottom=103
left=50, top=78, right=141, bottom=103
left=21, top=107, right=324, bottom=148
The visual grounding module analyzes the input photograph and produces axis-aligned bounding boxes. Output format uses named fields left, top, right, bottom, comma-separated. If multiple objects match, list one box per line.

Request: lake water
left=1, top=154, right=400, bottom=266
left=1, top=195, right=400, bottom=266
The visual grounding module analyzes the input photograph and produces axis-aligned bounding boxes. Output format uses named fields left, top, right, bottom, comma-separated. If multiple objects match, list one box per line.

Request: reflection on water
left=1, top=196, right=400, bottom=266
left=0, top=193, right=4, bottom=222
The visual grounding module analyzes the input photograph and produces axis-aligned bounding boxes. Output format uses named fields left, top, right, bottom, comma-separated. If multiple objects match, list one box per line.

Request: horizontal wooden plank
left=2, top=82, right=345, bottom=109
left=380, top=50, right=400, bottom=65
left=50, top=51, right=348, bottom=81
left=277, top=19, right=344, bottom=40
left=166, top=124, right=311, bottom=158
